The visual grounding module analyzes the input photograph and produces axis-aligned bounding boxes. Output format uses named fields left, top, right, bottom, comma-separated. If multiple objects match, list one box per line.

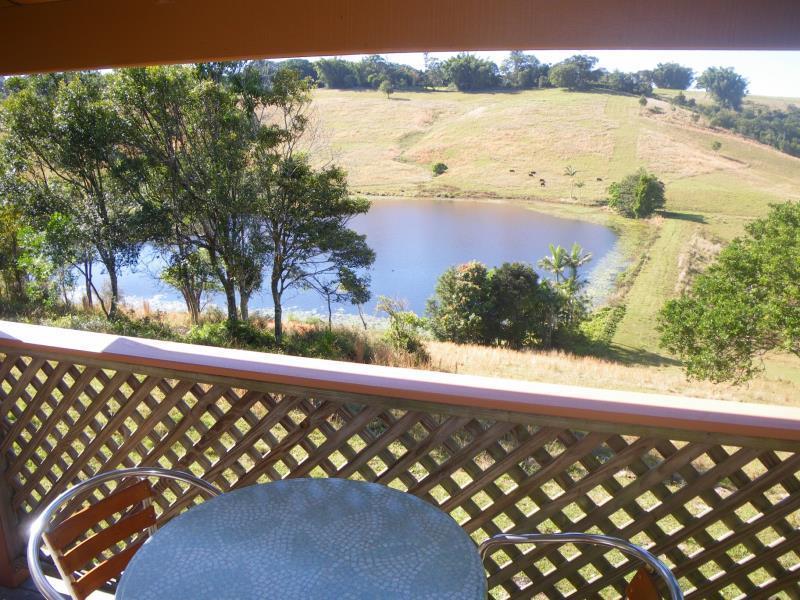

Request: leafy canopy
left=697, top=67, right=748, bottom=111
left=650, top=63, right=694, bottom=90
left=607, top=169, right=666, bottom=219
left=659, top=202, right=800, bottom=383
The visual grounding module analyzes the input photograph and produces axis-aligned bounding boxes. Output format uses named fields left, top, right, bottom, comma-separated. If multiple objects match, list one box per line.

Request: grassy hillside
left=307, top=87, right=800, bottom=400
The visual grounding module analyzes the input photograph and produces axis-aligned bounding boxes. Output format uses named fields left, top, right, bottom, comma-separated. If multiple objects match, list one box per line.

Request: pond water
left=112, top=199, right=622, bottom=319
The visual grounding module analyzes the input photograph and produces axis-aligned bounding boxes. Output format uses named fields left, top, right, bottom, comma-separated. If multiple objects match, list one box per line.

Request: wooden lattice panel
left=1, top=353, right=798, bottom=599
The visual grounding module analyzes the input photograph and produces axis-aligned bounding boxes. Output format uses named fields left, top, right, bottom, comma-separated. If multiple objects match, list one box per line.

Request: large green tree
left=500, top=51, right=546, bottom=89
left=697, top=67, right=748, bottom=111
left=650, top=63, right=694, bottom=90
left=548, top=55, right=599, bottom=91
left=607, top=169, right=666, bottom=218
left=111, top=64, right=267, bottom=322
left=250, top=70, right=374, bottom=342
left=659, top=202, right=800, bottom=383
left=442, top=54, right=500, bottom=91
left=2, top=72, right=143, bottom=317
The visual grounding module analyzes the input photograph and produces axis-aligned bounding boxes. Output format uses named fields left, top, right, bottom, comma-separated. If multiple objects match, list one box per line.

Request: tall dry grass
left=425, top=341, right=799, bottom=406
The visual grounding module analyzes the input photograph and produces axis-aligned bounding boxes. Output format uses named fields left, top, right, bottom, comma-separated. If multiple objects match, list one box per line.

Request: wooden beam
left=1, top=0, right=799, bottom=75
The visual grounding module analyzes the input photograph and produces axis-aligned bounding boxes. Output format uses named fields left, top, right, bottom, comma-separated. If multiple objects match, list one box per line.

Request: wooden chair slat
left=71, top=540, right=144, bottom=600
left=58, top=505, right=156, bottom=574
left=45, top=480, right=153, bottom=550
left=626, top=567, right=661, bottom=600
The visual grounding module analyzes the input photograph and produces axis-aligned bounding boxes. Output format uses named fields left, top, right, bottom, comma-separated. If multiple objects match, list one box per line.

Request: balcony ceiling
left=0, top=0, right=799, bottom=75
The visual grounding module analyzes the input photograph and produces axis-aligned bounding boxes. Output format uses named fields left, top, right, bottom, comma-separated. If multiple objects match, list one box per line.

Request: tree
left=607, top=169, right=666, bottom=218
left=500, top=51, right=545, bottom=89
left=378, top=79, right=394, bottom=99
left=564, top=243, right=592, bottom=290
left=111, top=64, right=267, bottom=322
left=600, top=71, right=651, bottom=95
left=711, top=140, right=722, bottom=152
left=427, top=261, right=492, bottom=344
left=431, top=162, right=448, bottom=176
left=248, top=69, right=374, bottom=343
left=377, top=296, right=428, bottom=361
left=538, top=244, right=568, bottom=284
left=428, top=260, right=571, bottom=349
left=255, top=157, right=374, bottom=343
left=441, top=54, right=500, bottom=91
left=639, top=95, right=648, bottom=108
left=487, top=262, right=553, bottom=348
left=278, top=59, right=318, bottom=82
left=697, top=67, right=748, bottom=111
left=160, top=249, right=220, bottom=325
left=422, top=53, right=447, bottom=88
left=659, top=202, right=800, bottom=383
left=563, top=165, right=578, bottom=199
left=308, top=268, right=371, bottom=331
left=548, top=55, right=599, bottom=90
left=651, top=63, right=694, bottom=90
left=2, top=72, right=144, bottom=317
left=314, top=58, right=359, bottom=89
left=547, top=63, right=582, bottom=90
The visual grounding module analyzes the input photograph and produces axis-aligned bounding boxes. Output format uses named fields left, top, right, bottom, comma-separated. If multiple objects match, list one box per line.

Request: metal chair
left=479, top=532, right=683, bottom=600
left=27, top=467, right=221, bottom=600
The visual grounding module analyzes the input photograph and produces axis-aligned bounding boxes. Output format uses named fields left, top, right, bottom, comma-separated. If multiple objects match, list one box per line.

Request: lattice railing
left=0, top=321, right=798, bottom=598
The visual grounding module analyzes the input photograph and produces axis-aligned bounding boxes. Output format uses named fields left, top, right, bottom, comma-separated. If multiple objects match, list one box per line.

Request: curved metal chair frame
left=27, top=467, right=221, bottom=600
left=479, top=532, right=684, bottom=600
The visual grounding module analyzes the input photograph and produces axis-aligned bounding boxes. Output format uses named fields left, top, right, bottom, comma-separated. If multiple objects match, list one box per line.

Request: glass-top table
left=116, top=478, right=487, bottom=599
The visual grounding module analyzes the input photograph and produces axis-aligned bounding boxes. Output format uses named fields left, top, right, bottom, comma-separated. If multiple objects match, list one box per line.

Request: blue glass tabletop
left=116, top=478, right=487, bottom=599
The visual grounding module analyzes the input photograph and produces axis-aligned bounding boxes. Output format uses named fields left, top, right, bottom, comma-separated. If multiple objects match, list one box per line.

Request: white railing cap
left=1, top=320, right=799, bottom=443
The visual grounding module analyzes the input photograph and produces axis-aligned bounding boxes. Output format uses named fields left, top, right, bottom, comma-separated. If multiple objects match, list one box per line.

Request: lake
left=114, top=199, right=622, bottom=319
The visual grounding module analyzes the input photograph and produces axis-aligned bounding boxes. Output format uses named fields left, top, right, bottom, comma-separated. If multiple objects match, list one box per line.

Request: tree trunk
left=357, top=304, right=368, bottom=330
left=326, top=295, right=332, bottom=331
left=107, top=262, right=120, bottom=319
left=84, top=258, right=93, bottom=309
left=271, top=273, right=283, bottom=344
left=240, top=290, right=250, bottom=321
left=180, top=287, right=201, bottom=325
left=222, top=280, right=238, bottom=323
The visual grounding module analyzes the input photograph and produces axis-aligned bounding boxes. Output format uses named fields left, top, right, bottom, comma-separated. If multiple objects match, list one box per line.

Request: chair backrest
left=43, top=479, right=157, bottom=600
left=27, top=467, right=221, bottom=600
left=626, top=567, right=661, bottom=600
left=479, top=532, right=683, bottom=600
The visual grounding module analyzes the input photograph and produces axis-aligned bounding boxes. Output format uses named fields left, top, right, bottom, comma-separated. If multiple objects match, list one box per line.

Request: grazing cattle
left=539, top=179, right=546, bottom=187
left=509, top=169, right=515, bottom=173
left=596, top=177, right=603, bottom=181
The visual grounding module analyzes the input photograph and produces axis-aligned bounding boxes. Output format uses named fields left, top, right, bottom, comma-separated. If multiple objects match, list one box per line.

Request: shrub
left=427, top=261, right=492, bottom=344
left=579, top=305, right=626, bottom=344
left=185, top=320, right=275, bottom=350
left=427, top=261, right=567, bottom=349
left=377, top=296, right=429, bottom=363
left=431, top=162, right=448, bottom=176
left=285, top=325, right=372, bottom=362
left=608, top=169, right=666, bottom=218
left=487, top=262, right=552, bottom=348
left=711, top=140, right=722, bottom=152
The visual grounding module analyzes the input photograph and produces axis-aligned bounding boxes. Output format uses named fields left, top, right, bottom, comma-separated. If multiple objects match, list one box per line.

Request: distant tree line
left=235, top=55, right=800, bottom=158
left=274, top=53, right=695, bottom=95
left=665, top=67, right=800, bottom=158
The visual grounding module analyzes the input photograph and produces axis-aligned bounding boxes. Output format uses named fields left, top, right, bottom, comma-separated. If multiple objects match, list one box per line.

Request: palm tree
left=564, top=242, right=592, bottom=289
left=538, top=244, right=568, bottom=284
left=564, top=165, right=578, bottom=199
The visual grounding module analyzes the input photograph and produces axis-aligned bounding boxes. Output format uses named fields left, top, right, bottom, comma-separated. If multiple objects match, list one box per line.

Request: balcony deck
left=0, top=320, right=798, bottom=598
